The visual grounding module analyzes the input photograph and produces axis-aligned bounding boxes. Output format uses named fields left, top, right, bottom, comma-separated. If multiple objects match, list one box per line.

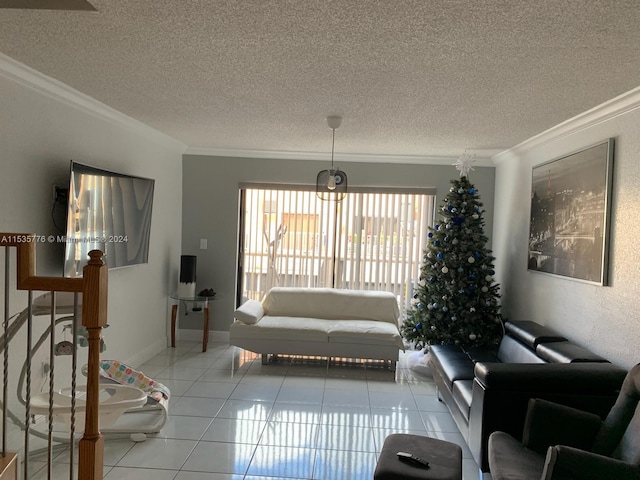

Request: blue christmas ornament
left=468, top=285, right=475, bottom=292
left=442, top=306, right=448, bottom=312
left=429, top=276, right=436, bottom=283
left=475, top=252, right=482, bottom=259
left=436, top=252, right=443, bottom=260
left=434, top=224, right=440, bottom=230
left=447, top=204, right=453, bottom=211
left=469, top=273, right=476, bottom=279
left=415, top=323, right=423, bottom=330
left=428, top=232, right=433, bottom=238
left=444, top=236, right=450, bottom=243
left=469, top=188, right=476, bottom=194
left=418, top=302, right=424, bottom=309
left=452, top=216, right=464, bottom=226
left=434, top=240, right=440, bottom=247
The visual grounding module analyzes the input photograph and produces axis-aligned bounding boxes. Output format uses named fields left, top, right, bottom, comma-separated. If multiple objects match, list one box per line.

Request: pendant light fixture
left=316, top=116, right=347, bottom=201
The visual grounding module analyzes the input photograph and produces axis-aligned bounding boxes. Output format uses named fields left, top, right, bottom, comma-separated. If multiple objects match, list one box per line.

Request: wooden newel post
left=78, top=250, right=108, bottom=480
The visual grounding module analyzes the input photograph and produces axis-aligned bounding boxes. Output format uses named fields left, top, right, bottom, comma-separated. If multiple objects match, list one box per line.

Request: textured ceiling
left=1, top=1, right=640, bottom=159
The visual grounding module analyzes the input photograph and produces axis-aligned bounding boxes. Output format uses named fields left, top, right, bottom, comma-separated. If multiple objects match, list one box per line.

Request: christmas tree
left=402, top=157, right=503, bottom=350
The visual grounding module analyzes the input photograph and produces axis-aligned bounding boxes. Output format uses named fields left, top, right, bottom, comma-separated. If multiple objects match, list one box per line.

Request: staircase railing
left=1, top=233, right=107, bottom=480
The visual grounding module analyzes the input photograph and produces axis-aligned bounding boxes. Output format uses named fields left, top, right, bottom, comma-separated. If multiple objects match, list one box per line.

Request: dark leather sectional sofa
left=429, top=320, right=627, bottom=472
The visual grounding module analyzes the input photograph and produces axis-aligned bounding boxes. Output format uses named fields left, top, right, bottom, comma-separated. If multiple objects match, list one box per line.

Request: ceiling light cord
left=327, top=128, right=337, bottom=190
left=330, top=127, right=336, bottom=171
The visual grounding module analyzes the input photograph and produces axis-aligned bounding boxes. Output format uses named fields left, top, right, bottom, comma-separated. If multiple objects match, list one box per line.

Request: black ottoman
left=374, top=434, right=463, bottom=480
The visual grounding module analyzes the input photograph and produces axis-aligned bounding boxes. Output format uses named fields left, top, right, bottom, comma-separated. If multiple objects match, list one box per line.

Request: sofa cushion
left=465, top=346, right=500, bottom=364
left=230, top=316, right=330, bottom=342
left=536, top=341, right=609, bottom=363
left=497, top=335, right=547, bottom=364
left=262, top=287, right=399, bottom=324
left=452, top=380, right=473, bottom=422
left=488, top=431, right=545, bottom=480
left=233, top=299, right=264, bottom=325
left=327, top=320, right=404, bottom=349
left=505, top=321, right=567, bottom=349
left=430, top=345, right=476, bottom=387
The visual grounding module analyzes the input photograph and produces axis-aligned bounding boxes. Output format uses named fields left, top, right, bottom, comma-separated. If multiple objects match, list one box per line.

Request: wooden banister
left=0, top=233, right=83, bottom=292
left=1, top=233, right=107, bottom=480
left=78, top=250, right=108, bottom=480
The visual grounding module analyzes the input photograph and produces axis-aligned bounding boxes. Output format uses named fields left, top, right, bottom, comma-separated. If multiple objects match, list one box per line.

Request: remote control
left=396, top=451, right=430, bottom=468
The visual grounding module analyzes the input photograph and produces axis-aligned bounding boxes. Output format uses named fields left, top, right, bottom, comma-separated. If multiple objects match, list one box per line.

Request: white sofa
left=229, top=287, right=404, bottom=369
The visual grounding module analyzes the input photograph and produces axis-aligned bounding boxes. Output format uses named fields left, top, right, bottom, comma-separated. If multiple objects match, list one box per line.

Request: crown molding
left=0, top=52, right=187, bottom=153
left=184, top=146, right=497, bottom=167
left=493, top=85, right=640, bottom=164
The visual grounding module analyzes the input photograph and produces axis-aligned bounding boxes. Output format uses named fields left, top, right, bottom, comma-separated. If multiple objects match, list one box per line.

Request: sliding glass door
left=238, top=185, right=436, bottom=315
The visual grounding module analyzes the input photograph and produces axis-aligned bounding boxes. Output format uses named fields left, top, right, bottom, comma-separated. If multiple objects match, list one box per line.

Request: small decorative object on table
left=177, top=255, right=197, bottom=297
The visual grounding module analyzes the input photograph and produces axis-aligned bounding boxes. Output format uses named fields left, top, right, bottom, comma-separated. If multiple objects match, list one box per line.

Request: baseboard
left=123, top=337, right=169, bottom=368
left=178, top=329, right=230, bottom=344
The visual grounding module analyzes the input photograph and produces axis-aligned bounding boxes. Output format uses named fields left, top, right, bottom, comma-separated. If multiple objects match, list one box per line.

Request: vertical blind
left=238, top=185, right=436, bottom=317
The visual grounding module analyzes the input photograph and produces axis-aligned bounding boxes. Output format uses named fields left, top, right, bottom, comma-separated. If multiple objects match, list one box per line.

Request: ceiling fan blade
left=0, top=0, right=96, bottom=10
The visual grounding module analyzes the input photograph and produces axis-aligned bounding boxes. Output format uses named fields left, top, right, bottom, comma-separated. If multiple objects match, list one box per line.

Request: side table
left=169, top=293, right=216, bottom=352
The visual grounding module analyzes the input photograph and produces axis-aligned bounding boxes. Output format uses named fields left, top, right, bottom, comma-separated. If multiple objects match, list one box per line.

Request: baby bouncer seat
left=18, top=292, right=170, bottom=439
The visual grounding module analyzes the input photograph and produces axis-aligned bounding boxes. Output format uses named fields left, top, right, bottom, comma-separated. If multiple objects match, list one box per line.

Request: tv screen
left=63, top=161, right=155, bottom=277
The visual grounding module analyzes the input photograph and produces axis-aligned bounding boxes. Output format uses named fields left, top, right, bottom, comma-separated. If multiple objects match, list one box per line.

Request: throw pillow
left=234, top=299, right=264, bottom=325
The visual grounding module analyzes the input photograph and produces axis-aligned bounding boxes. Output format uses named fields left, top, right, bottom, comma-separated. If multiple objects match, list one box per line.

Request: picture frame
left=528, top=138, right=614, bottom=285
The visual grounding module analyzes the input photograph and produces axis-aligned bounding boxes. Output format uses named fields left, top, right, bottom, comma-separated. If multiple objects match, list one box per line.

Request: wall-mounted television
left=63, top=161, right=155, bottom=277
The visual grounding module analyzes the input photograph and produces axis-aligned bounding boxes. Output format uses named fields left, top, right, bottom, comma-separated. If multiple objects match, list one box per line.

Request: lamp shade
left=316, top=169, right=347, bottom=201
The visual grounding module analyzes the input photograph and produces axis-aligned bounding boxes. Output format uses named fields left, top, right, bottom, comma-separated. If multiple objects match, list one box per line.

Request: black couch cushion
left=505, top=321, right=567, bottom=349
left=497, top=335, right=548, bottom=364
left=536, top=341, right=609, bottom=363
left=465, top=346, right=500, bottom=364
left=430, top=345, right=475, bottom=387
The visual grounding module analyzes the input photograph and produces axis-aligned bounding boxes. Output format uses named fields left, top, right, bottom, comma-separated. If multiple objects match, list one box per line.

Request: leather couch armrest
left=543, top=445, right=640, bottom=480
left=474, top=362, right=626, bottom=393
left=523, top=398, right=602, bottom=453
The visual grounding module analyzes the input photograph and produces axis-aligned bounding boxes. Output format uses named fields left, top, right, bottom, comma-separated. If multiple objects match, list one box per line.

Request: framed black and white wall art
left=528, top=138, right=615, bottom=285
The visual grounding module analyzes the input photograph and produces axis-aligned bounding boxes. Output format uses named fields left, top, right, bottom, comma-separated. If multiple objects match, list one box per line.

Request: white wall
left=0, top=56, right=185, bottom=369
left=492, top=89, right=640, bottom=369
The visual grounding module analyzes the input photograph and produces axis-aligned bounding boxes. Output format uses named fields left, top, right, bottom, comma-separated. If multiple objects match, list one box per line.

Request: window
left=238, top=185, right=436, bottom=315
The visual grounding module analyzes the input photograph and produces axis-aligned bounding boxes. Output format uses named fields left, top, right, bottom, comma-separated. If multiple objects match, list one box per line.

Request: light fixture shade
left=316, top=169, right=347, bottom=201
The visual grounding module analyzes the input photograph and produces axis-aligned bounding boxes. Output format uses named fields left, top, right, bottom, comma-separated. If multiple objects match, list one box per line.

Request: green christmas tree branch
left=402, top=176, right=504, bottom=350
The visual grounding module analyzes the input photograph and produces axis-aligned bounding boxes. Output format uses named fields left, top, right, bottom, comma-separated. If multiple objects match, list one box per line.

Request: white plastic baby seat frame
left=30, top=384, right=148, bottom=431
left=3, top=291, right=170, bottom=445
left=89, top=359, right=170, bottom=435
